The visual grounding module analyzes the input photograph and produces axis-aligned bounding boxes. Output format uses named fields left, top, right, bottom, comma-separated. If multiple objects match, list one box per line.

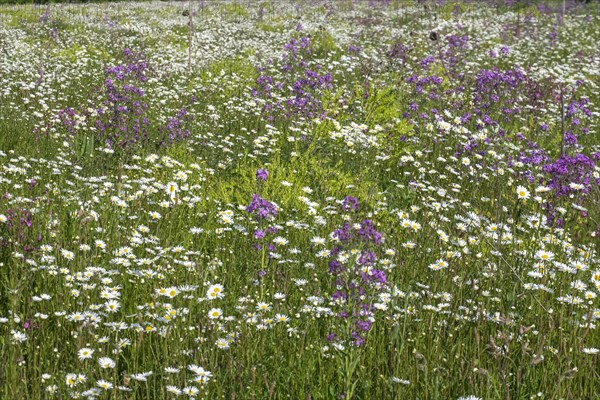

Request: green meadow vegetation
left=1, top=1, right=600, bottom=399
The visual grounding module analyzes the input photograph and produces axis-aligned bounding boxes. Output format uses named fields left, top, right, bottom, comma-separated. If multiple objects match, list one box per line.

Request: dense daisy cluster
left=1, top=1, right=600, bottom=399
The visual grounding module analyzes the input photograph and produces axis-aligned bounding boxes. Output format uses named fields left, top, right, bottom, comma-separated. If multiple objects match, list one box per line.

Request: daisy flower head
left=166, top=386, right=182, bottom=395
left=165, top=181, right=178, bottom=196
left=516, top=185, right=530, bottom=200
left=105, top=300, right=120, bottom=313
left=183, top=386, right=200, bottom=396
left=188, top=364, right=204, bottom=375
left=392, top=377, right=410, bottom=385
left=275, top=314, right=289, bottom=323
left=584, top=291, right=596, bottom=300
left=311, top=236, right=326, bottom=246
left=61, top=249, right=74, bottom=261
left=175, top=171, right=188, bottom=181
left=215, top=338, right=230, bottom=349
left=208, top=308, right=222, bottom=319
left=97, top=380, right=113, bottom=390
left=195, top=368, right=212, bottom=383
left=274, top=292, right=286, bottom=300
left=98, top=357, right=116, bottom=369
left=66, top=373, right=77, bottom=387
left=11, top=330, right=27, bottom=343
left=535, top=250, right=554, bottom=262
left=207, top=284, right=224, bottom=300
left=256, top=302, right=271, bottom=312
left=78, top=347, right=94, bottom=361
left=428, top=259, right=448, bottom=271
left=166, top=287, right=179, bottom=298
left=130, top=371, right=153, bottom=382
left=273, top=236, right=288, bottom=246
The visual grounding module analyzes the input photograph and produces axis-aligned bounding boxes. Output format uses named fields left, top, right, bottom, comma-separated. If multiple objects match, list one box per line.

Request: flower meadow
left=1, top=1, right=600, bottom=398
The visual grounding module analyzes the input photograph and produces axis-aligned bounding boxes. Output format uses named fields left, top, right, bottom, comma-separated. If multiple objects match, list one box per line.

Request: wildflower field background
left=1, top=1, right=600, bottom=399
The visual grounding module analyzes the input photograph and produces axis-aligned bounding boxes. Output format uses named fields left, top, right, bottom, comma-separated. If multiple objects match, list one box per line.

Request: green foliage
left=439, top=1, right=472, bottom=20
left=362, top=85, right=401, bottom=126
left=219, top=2, right=249, bottom=20
left=256, top=21, right=284, bottom=33
left=205, top=57, right=258, bottom=81
left=310, top=27, right=339, bottom=58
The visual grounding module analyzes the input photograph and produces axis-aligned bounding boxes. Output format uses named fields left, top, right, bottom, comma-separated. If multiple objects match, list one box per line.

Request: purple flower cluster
left=348, top=44, right=362, bottom=56
left=419, top=55, right=435, bottom=70
left=406, top=74, right=443, bottom=96
left=386, top=40, right=410, bottom=66
left=341, top=195, right=359, bottom=212
left=159, top=106, right=194, bottom=146
left=55, top=107, right=79, bottom=137
left=106, top=48, right=148, bottom=82
left=246, top=194, right=278, bottom=220
left=473, top=67, right=526, bottom=120
left=252, top=36, right=333, bottom=121
left=402, top=74, right=444, bottom=121
left=94, top=50, right=151, bottom=151
left=565, top=96, right=592, bottom=137
left=326, top=198, right=387, bottom=347
left=256, top=168, right=269, bottom=182
left=0, top=207, right=40, bottom=255
left=542, top=153, right=597, bottom=197
left=514, top=148, right=550, bottom=182
left=443, top=33, right=470, bottom=78
left=52, top=48, right=194, bottom=155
